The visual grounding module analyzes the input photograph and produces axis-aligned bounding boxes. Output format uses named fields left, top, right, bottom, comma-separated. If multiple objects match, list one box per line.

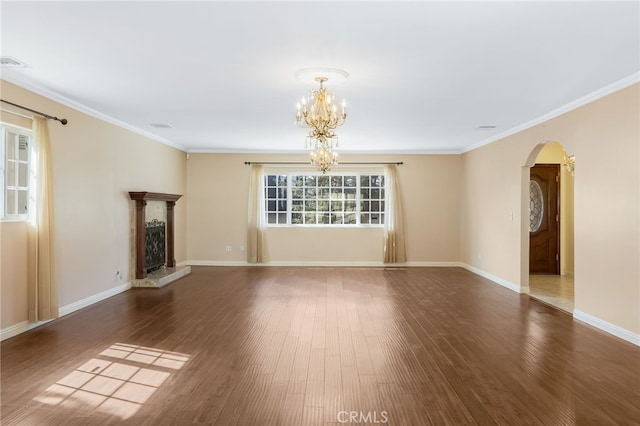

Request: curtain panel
left=247, top=165, right=269, bottom=263
left=27, top=117, right=58, bottom=322
left=383, top=165, right=407, bottom=263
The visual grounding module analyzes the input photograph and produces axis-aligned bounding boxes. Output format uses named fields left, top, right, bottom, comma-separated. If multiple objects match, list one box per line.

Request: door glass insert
left=529, top=180, right=543, bottom=232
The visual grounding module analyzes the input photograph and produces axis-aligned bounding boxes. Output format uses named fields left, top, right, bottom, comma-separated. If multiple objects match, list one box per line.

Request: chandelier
left=295, top=68, right=348, bottom=173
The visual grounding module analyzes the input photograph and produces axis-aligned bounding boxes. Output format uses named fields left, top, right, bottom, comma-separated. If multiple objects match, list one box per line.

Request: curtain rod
left=244, top=161, right=403, bottom=166
left=0, top=99, right=68, bottom=125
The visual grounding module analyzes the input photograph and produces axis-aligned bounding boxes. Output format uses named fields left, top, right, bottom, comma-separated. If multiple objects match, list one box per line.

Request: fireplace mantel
left=129, top=192, right=183, bottom=279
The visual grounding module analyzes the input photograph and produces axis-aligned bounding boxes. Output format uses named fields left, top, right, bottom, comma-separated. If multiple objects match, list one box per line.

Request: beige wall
left=186, top=153, right=462, bottom=264
left=1, top=221, right=28, bottom=327
left=534, top=142, right=575, bottom=275
left=0, top=80, right=187, bottom=330
left=461, top=84, right=639, bottom=334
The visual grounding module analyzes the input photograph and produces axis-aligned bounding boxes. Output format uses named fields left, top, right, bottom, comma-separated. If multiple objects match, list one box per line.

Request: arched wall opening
left=520, top=140, right=575, bottom=311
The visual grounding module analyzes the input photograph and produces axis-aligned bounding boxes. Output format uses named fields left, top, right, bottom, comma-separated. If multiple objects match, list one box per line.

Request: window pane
left=330, top=187, right=343, bottom=199
left=278, top=213, right=287, bottom=223
left=360, top=176, right=369, bottom=186
left=371, top=214, right=381, bottom=224
left=371, top=201, right=380, bottom=212
left=371, top=188, right=380, bottom=199
left=318, top=213, right=330, bottom=224
left=277, top=200, right=287, bottom=211
left=371, top=176, right=383, bottom=187
left=268, top=213, right=277, bottom=224
left=292, top=213, right=303, bottom=224
left=6, top=190, right=16, bottom=215
left=344, top=176, right=356, bottom=187
left=380, top=201, right=385, bottom=212
left=345, top=188, right=356, bottom=199
left=360, top=213, right=370, bottom=224
left=317, top=200, right=329, bottom=212
left=305, top=213, right=316, bottom=224
left=267, top=200, right=276, bottom=211
left=267, top=188, right=276, bottom=198
left=292, top=175, right=303, bottom=186
left=318, top=188, right=329, bottom=199
left=380, top=189, right=385, bottom=200
left=292, top=189, right=303, bottom=199
left=331, top=213, right=343, bottom=224
left=344, top=213, right=356, bottom=224
left=292, top=200, right=303, bottom=211
left=345, top=201, right=356, bottom=212
left=361, top=201, right=370, bottom=212
left=7, top=161, right=16, bottom=186
left=317, top=176, right=329, bottom=187
left=305, top=176, right=316, bottom=186
left=6, top=134, right=16, bottom=159
left=305, top=200, right=316, bottom=211
left=331, top=176, right=342, bottom=187
left=18, top=190, right=28, bottom=214
left=360, top=189, right=369, bottom=199
left=267, top=175, right=276, bottom=186
left=18, top=163, right=28, bottom=187
left=18, top=139, right=28, bottom=161
left=331, top=201, right=343, bottom=212
left=277, top=175, right=287, bottom=186
left=278, top=188, right=287, bottom=198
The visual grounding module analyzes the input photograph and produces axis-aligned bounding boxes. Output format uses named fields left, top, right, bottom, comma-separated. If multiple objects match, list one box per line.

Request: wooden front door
left=529, top=164, right=560, bottom=274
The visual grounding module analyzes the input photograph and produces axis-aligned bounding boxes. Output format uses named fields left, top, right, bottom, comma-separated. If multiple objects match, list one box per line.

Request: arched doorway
left=521, top=141, right=575, bottom=312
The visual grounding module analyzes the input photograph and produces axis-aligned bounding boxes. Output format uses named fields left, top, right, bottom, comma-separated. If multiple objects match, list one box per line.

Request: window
left=1, top=125, right=32, bottom=220
left=264, top=173, right=385, bottom=226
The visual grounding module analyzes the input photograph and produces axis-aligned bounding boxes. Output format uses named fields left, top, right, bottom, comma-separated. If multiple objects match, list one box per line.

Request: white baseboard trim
left=1, top=281, right=131, bottom=342
left=459, top=263, right=523, bottom=293
left=187, top=260, right=463, bottom=268
left=573, top=310, right=640, bottom=347
left=59, top=282, right=132, bottom=317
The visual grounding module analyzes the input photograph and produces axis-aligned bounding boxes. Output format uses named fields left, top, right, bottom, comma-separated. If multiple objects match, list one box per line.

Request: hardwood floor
left=1, top=267, right=639, bottom=425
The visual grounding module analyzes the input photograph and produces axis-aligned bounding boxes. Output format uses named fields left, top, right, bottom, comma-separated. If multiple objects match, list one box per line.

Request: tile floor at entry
left=529, top=274, right=574, bottom=312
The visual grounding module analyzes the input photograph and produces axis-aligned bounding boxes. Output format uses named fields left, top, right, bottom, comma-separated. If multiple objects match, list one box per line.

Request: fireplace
left=129, top=192, right=182, bottom=280
left=145, top=219, right=166, bottom=272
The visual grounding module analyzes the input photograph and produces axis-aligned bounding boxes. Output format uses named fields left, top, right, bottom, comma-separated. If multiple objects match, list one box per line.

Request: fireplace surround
left=129, top=191, right=190, bottom=287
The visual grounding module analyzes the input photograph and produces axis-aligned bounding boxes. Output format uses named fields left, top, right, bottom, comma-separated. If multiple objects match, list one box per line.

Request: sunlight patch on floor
left=32, top=343, right=189, bottom=420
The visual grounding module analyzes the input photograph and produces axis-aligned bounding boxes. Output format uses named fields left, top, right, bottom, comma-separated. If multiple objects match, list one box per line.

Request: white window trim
left=1, top=124, right=33, bottom=222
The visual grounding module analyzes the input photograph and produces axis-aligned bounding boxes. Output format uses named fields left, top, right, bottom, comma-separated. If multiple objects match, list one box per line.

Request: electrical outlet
left=225, top=245, right=232, bottom=253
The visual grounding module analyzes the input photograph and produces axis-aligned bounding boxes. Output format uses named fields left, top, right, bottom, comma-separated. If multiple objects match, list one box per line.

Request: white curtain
left=383, top=164, right=406, bottom=263
left=247, top=164, right=268, bottom=263
left=28, top=117, right=58, bottom=322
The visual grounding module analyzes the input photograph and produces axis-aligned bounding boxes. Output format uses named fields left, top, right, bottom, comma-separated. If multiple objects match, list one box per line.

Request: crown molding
left=462, top=72, right=640, bottom=154
left=1, top=70, right=187, bottom=152
left=186, top=147, right=462, bottom=155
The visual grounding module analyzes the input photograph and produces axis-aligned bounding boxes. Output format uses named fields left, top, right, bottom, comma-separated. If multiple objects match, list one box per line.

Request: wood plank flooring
left=1, top=266, right=639, bottom=425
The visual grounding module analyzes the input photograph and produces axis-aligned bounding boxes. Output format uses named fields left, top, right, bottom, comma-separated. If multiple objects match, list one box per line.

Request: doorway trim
left=519, top=140, right=553, bottom=294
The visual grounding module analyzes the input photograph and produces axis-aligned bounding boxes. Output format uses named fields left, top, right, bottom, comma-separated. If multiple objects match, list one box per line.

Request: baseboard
left=0, top=320, right=53, bottom=341
left=459, top=263, right=523, bottom=293
left=187, top=260, right=463, bottom=268
left=59, top=282, right=132, bottom=317
left=573, top=310, right=640, bottom=347
left=1, top=281, right=131, bottom=342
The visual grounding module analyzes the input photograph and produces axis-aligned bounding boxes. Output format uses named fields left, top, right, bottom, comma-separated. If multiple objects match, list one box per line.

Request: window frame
left=263, top=171, right=386, bottom=228
left=1, top=124, right=32, bottom=222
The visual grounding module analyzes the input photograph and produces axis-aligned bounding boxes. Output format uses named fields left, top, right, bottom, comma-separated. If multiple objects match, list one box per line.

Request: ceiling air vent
left=0, top=57, right=29, bottom=68
left=477, top=125, right=497, bottom=130
left=150, top=123, right=173, bottom=129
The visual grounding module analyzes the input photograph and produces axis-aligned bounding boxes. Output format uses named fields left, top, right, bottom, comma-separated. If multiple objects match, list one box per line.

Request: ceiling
left=1, top=1, right=638, bottom=153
